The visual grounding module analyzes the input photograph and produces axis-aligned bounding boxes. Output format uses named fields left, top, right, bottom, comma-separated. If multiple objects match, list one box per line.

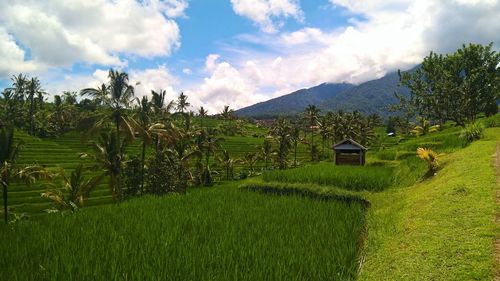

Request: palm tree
left=243, top=152, right=259, bottom=175
left=176, top=92, right=190, bottom=114
left=260, top=139, right=273, bottom=171
left=318, top=116, right=331, bottom=158
left=26, top=77, right=46, bottom=135
left=81, top=69, right=136, bottom=200
left=290, top=122, right=301, bottom=167
left=165, top=130, right=200, bottom=193
left=304, top=105, right=320, bottom=161
left=220, top=105, right=234, bottom=121
left=198, top=106, right=208, bottom=128
left=1, top=126, right=50, bottom=223
left=88, top=132, right=128, bottom=201
left=134, top=96, right=166, bottom=193
left=270, top=118, right=292, bottom=170
left=218, top=149, right=240, bottom=180
left=51, top=95, right=72, bottom=135
left=42, top=164, right=104, bottom=211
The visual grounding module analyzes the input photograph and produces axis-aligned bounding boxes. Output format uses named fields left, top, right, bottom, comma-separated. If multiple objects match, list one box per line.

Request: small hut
left=333, top=139, right=367, bottom=166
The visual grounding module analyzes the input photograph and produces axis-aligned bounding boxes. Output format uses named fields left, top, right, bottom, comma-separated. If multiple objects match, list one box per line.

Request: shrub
left=147, top=152, right=178, bottom=195
left=460, top=122, right=484, bottom=143
left=123, top=156, right=142, bottom=197
left=416, top=147, right=439, bottom=174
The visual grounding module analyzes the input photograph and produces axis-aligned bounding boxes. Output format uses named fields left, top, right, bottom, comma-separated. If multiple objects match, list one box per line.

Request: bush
left=147, top=152, right=178, bottom=195
left=123, top=156, right=142, bottom=197
left=416, top=147, right=439, bottom=175
left=460, top=122, right=484, bottom=143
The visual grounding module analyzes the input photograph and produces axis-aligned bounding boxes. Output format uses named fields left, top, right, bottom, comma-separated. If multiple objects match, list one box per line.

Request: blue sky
left=0, top=0, right=498, bottom=112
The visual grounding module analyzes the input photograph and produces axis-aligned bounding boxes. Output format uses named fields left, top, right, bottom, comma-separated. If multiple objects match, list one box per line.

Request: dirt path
left=495, top=144, right=500, bottom=281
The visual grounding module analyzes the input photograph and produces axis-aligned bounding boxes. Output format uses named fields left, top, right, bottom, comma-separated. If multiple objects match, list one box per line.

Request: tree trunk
left=294, top=142, right=298, bottom=168
left=29, top=96, right=35, bottom=136
left=3, top=183, right=7, bottom=224
left=141, top=139, right=146, bottom=194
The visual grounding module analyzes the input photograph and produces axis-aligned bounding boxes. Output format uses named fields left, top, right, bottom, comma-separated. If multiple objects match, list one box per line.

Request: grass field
left=263, top=163, right=394, bottom=191
left=0, top=185, right=365, bottom=281
left=2, top=115, right=500, bottom=280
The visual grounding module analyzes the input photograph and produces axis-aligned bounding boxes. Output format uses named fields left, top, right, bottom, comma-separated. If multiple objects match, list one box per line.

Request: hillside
left=236, top=68, right=414, bottom=118
left=235, top=82, right=354, bottom=118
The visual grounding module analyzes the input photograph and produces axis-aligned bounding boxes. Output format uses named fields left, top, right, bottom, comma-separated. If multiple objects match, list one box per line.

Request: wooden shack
left=333, top=139, right=367, bottom=166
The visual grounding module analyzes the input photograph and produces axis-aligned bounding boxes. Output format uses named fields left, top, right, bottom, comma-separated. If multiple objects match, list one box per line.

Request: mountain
left=235, top=70, right=411, bottom=118
left=235, top=82, right=355, bottom=118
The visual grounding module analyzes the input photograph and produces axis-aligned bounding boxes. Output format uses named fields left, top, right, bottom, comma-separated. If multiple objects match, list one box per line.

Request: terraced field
left=7, top=124, right=312, bottom=216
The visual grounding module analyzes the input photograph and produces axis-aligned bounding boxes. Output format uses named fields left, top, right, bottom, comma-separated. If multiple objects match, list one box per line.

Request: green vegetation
left=1, top=43, right=499, bottom=280
left=0, top=185, right=365, bottom=281
left=359, top=127, right=500, bottom=280
left=263, top=163, right=394, bottom=192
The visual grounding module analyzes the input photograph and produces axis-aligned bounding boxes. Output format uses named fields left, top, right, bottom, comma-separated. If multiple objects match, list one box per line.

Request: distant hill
left=235, top=83, right=355, bottom=118
left=235, top=69, right=413, bottom=118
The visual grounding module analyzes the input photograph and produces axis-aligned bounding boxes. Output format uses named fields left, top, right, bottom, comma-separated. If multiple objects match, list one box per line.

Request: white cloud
left=230, top=0, right=304, bottom=33
left=213, top=0, right=500, bottom=110
left=42, top=66, right=180, bottom=105
left=158, top=0, right=189, bottom=18
left=130, top=66, right=179, bottom=101
left=186, top=54, right=268, bottom=113
left=182, top=68, right=193, bottom=75
left=0, top=0, right=181, bottom=78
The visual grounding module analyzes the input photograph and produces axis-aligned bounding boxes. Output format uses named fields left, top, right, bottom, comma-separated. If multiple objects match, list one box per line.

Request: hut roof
left=332, top=138, right=367, bottom=151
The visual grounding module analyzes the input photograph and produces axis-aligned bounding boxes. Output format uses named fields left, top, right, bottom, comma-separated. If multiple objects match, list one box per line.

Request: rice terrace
left=1, top=1, right=500, bottom=280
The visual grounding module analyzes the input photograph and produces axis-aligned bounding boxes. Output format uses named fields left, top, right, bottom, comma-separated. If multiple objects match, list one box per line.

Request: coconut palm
left=41, top=164, right=104, bottom=211
left=270, top=118, right=292, bottom=170
left=243, top=152, right=259, bottom=175
left=165, top=131, right=201, bottom=193
left=290, top=122, right=301, bottom=167
left=87, top=132, right=128, bottom=201
left=81, top=69, right=136, bottom=199
left=218, top=149, right=240, bottom=180
left=134, top=96, right=167, bottom=193
left=26, top=77, right=46, bottom=135
left=51, top=95, right=72, bottom=135
left=260, top=139, right=273, bottom=171
left=318, top=116, right=331, bottom=158
left=304, top=105, right=320, bottom=161
left=198, top=106, right=208, bottom=128
left=176, top=92, right=190, bottom=114
left=1, top=126, right=50, bottom=223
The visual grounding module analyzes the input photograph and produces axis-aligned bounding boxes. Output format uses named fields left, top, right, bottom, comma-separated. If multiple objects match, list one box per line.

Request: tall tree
left=198, top=106, right=208, bottom=128
left=134, top=96, right=166, bottom=194
left=304, top=105, right=320, bottom=161
left=88, top=132, right=128, bottom=201
left=270, top=118, right=292, bottom=170
left=176, top=92, right=190, bottom=114
left=260, top=139, right=273, bottom=171
left=26, top=77, right=46, bottom=135
left=398, top=43, right=500, bottom=126
left=81, top=69, right=136, bottom=200
left=218, top=149, right=240, bottom=180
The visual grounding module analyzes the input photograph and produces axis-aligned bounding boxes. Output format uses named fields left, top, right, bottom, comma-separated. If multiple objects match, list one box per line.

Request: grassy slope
left=359, top=127, right=500, bottom=280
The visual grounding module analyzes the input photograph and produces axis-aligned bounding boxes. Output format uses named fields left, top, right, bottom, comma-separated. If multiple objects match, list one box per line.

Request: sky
left=0, top=0, right=499, bottom=113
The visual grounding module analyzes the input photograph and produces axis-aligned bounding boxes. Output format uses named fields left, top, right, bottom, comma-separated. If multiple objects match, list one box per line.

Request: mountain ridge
left=235, top=69, right=413, bottom=118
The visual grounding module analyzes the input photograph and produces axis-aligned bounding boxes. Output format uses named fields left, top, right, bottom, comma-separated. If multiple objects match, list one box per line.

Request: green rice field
left=0, top=185, right=365, bottom=281
left=263, top=163, right=394, bottom=191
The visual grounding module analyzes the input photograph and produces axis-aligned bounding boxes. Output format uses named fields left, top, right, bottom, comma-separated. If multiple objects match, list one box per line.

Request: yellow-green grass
left=359, top=127, right=500, bottom=280
left=0, top=184, right=365, bottom=281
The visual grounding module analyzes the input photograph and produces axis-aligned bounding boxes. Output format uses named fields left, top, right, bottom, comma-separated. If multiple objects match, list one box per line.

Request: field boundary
left=240, top=181, right=370, bottom=208
left=495, top=143, right=500, bottom=281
